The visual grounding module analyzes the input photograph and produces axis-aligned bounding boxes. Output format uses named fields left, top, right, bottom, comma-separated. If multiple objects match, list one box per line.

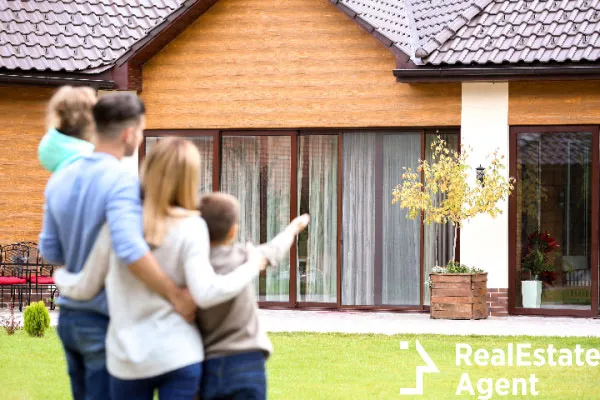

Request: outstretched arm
left=183, top=217, right=267, bottom=309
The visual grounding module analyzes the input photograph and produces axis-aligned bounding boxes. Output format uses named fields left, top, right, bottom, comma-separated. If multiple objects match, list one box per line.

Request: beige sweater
left=54, top=215, right=263, bottom=379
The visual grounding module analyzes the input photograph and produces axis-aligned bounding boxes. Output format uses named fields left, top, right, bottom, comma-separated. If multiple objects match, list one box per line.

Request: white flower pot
left=522, top=280, right=542, bottom=308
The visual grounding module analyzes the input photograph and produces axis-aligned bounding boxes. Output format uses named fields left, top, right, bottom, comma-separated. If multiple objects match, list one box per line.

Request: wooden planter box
left=430, top=273, right=488, bottom=320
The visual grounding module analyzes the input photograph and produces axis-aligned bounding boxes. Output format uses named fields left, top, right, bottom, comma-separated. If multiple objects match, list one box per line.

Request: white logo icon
left=399, top=340, right=440, bottom=395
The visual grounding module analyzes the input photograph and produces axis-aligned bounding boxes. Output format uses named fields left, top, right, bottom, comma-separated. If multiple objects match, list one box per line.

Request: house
left=1, top=0, right=599, bottom=317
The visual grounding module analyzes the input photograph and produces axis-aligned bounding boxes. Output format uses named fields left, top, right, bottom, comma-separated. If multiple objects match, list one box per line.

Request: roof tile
left=0, top=0, right=186, bottom=73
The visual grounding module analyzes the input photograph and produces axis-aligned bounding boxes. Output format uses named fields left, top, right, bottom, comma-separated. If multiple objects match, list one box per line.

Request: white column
left=460, top=82, right=509, bottom=289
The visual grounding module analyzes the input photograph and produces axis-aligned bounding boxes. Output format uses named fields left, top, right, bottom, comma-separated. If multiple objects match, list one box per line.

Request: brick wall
left=487, top=288, right=509, bottom=317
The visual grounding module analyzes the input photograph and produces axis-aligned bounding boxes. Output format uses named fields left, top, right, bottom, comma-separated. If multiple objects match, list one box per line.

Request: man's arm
left=106, top=174, right=196, bottom=320
left=53, top=224, right=111, bottom=301
left=39, top=199, right=65, bottom=265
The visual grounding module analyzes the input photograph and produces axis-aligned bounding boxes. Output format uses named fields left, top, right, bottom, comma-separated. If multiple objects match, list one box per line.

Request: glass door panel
left=515, top=131, right=593, bottom=310
left=341, top=132, right=422, bottom=306
left=297, top=135, right=338, bottom=303
left=220, top=135, right=291, bottom=302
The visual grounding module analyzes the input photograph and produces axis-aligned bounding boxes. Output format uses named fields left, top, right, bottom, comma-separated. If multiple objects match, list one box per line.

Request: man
left=39, top=92, right=196, bottom=399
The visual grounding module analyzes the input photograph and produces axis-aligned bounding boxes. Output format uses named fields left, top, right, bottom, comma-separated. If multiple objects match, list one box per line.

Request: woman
left=58, top=138, right=266, bottom=399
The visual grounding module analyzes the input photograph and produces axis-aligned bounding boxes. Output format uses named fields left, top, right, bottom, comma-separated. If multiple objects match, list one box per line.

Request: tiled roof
left=337, top=0, right=413, bottom=55
left=334, top=0, right=600, bottom=66
left=427, top=0, right=600, bottom=65
left=0, top=0, right=186, bottom=73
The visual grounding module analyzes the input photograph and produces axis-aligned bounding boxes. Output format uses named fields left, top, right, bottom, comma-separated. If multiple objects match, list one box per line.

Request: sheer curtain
left=423, top=134, right=458, bottom=305
left=265, top=136, right=291, bottom=302
left=342, top=133, right=376, bottom=305
left=220, top=135, right=291, bottom=302
left=382, top=134, right=421, bottom=305
left=220, top=136, right=261, bottom=295
left=189, top=136, right=214, bottom=193
left=297, top=136, right=337, bottom=303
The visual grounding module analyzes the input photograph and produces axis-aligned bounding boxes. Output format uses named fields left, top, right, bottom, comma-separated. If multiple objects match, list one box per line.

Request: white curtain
left=265, top=136, right=291, bottom=302
left=220, top=136, right=261, bottom=296
left=297, top=136, right=337, bottom=303
left=220, top=135, right=291, bottom=302
left=382, top=134, right=421, bottom=305
left=423, top=134, right=458, bottom=305
left=189, top=136, right=214, bottom=194
left=342, top=133, right=376, bottom=305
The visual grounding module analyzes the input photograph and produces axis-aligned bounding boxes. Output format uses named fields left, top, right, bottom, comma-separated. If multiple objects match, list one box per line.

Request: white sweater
left=55, top=214, right=261, bottom=380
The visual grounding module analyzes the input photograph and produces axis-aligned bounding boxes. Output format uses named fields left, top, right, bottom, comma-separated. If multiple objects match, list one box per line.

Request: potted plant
left=520, top=231, right=559, bottom=308
left=392, top=137, right=515, bottom=319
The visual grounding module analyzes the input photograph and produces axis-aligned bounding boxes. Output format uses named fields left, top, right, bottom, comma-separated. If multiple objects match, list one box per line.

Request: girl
left=38, top=85, right=96, bottom=172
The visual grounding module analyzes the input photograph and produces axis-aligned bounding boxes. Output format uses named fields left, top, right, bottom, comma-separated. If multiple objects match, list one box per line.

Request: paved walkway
left=3, top=308, right=600, bottom=337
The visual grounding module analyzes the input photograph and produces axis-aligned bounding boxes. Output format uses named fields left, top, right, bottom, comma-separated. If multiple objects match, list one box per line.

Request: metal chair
left=0, top=244, right=30, bottom=311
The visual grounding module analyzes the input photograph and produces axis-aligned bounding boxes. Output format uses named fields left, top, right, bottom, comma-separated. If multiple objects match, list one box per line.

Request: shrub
left=24, top=301, right=50, bottom=337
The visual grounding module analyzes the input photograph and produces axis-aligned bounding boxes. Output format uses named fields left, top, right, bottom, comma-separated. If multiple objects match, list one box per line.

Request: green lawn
left=1, top=330, right=599, bottom=399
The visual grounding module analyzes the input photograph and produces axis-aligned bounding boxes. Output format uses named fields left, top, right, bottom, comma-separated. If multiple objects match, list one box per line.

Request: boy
left=39, top=92, right=196, bottom=400
left=197, top=193, right=309, bottom=400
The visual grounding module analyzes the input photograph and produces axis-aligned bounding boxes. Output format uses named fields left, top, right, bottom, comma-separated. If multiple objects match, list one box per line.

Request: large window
left=513, top=128, right=596, bottom=313
left=143, top=129, right=459, bottom=309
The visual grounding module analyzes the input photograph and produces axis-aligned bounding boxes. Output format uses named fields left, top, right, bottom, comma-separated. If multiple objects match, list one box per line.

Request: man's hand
left=169, top=288, right=197, bottom=322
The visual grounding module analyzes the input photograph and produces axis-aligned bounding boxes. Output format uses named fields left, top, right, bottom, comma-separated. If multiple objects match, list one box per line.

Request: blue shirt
left=39, top=152, right=149, bottom=316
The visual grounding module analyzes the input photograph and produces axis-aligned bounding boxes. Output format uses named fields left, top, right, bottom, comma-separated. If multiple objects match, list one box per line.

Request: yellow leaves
left=392, top=137, right=515, bottom=228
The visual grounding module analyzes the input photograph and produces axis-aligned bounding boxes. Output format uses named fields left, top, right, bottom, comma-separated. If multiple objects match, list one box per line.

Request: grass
left=1, top=330, right=600, bottom=399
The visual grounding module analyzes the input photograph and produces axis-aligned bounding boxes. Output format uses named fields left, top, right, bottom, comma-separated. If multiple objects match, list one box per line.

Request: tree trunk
left=452, top=224, right=458, bottom=262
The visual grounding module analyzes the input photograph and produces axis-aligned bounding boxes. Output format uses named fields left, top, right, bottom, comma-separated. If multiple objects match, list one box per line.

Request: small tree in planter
left=392, top=137, right=515, bottom=319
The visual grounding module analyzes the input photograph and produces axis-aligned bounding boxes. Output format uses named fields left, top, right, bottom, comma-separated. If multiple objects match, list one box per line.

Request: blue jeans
left=200, top=352, right=267, bottom=400
left=57, top=308, right=110, bottom=400
left=110, top=363, right=202, bottom=400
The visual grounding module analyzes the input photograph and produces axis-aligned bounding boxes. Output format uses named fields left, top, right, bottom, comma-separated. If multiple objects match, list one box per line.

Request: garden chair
left=30, top=253, right=59, bottom=310
left=0, top=244, right=30, bottom=311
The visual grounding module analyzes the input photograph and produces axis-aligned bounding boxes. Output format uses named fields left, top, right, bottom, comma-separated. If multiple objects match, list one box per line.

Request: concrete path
left=3, top=308, right=600, bottom=337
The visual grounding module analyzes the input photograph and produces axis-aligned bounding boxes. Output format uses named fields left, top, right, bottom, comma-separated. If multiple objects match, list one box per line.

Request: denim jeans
left=200, top=351, right=267, bottom=400
left=110, top=363, right=202, bottom=400
left=57, top=308, right=110, bottom=400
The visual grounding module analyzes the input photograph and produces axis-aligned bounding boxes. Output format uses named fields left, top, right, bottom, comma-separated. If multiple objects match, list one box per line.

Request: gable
left=141, top=0, right=461, bottom=129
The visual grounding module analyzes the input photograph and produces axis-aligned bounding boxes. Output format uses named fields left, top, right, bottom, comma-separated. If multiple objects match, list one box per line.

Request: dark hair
left=93, top=92, right=145, bottom=137
left=199, top=193, right=240, bottom=242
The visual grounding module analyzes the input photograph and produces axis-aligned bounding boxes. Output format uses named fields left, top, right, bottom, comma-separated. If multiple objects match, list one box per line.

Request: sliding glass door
left=341, top=132, right=422, bottom=306
left=511, top=126, right=599, bottom=316
left=220, top=134, right=293, bottom=303
left=297, top=135, right=338, bottom=304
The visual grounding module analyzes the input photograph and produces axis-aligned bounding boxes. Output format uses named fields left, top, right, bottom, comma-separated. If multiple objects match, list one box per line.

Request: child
left=38, top=85, right=96, bottom=172
left=197, top=193, right=309, bottom=400
left=53, top=192, right=309, bottom=400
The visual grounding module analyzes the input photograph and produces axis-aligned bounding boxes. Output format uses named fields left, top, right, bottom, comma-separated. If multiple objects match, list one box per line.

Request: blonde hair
left=141, top=137, right=201, bottom=247
left=47, top=86, right=97, bottom=139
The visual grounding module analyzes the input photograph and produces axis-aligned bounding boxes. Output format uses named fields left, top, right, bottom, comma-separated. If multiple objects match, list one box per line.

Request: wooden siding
left=510, top=81, right=600, bottom=125
left=0, top=86, right=53, bottom=244
left=141, top=0, right=461, bottom=129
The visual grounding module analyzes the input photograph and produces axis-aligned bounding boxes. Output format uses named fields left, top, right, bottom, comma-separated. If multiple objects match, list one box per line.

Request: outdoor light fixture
left=476, top=165, right=485, bottom=184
